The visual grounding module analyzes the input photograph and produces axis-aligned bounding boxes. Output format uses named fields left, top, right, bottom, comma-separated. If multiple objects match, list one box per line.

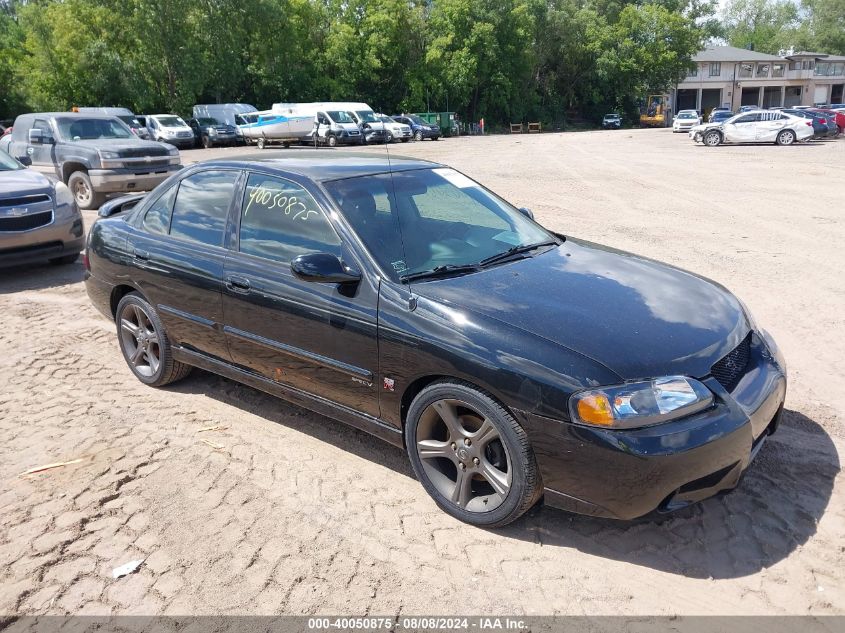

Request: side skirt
left=173, top=347, right=404, bottom=449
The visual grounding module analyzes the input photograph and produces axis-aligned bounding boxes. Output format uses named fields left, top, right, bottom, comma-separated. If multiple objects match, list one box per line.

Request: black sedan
left=84, top=153, right=786, bottom=527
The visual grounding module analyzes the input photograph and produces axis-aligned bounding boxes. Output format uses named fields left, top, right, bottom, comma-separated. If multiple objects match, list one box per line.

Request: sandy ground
left=0, top=129, right=843, bottom=616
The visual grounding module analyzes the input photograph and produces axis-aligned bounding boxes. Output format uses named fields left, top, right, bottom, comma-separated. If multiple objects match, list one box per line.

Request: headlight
left=54, top=182, right=76, bottom=211
left=569, top=376, right=713, bottom=429
left=167, top=146, right=179, bottom=156
left=209, top=128, right=218, bottom=135
left=100, top=151, right=120, bottom=159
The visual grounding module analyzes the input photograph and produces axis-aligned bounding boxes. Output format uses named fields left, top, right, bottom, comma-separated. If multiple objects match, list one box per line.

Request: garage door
left=814, top=85, right=829, bottom=104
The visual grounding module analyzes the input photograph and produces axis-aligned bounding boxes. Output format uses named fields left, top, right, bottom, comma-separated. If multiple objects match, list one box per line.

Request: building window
left=738, top=63, right=753, bottom=78
left=789, top=61, right=801, bottom=71
left=772, top=63, right=785, bottom=77
left=834, top=63, right=845, bottom=76
left=802, top=60, right=814, bottom=70
left=709, top=62, right=721, bottom=76
left=756, top=63, right=770, bottom=78
left=688, top=66, right=698, bottom=78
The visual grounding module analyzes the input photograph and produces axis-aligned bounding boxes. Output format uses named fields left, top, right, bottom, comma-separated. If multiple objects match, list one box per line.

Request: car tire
left=414, top=131, right=423, bottom=141
left=49, top=253, right=79, bottom=266
left=257, top=137, right=266, bottom=150
left=67, top=171, right=105, bottom=210
left=115, top=292, right=192, bottom=387
left=283, top=142, right=291, bottom=148
left=703, top=130, right=722, bottom=147
left=776, top=129, right=796, bottom=146
left=327, top=134, right=338, bottom=148
left=202, top=135, right=212, bottom=149
left=385, top=132, right=393, bottom=143
left=405, top=380, right=542, bottom=528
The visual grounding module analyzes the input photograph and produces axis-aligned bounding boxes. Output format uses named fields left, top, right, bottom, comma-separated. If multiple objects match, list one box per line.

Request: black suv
left=84, top=154, right=785, bottom=528
left=188, top=117, right=239, bottom=149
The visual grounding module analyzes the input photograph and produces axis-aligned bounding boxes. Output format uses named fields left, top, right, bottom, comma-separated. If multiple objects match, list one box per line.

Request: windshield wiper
left=479, top=240, right=560, bottom=268
left=400, top=264, right=481, bottom=283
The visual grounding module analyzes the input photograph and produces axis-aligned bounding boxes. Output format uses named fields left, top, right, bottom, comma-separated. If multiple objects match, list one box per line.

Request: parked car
left=376, top=113, right=412, bottom=142
left=145, top=114, right=195, bottom=149
left=193, top=104, right=256, bottom=143
left=392, top=114, right=441, bottom=141
left=708, top=110, right=735, bottom=123
left=737, top=105, right=758, bottom=113
left=672, top=109, right=701, bottom=132
left=188, top=117, right=238, bottom=149
left=1, top=151, right=84, bottom=266
left=346, top=108, right=389, bottom=144
left=76, top=107, right=151, bottom=139
left=2, top=113, right=182, bottom=209
left=84, top=153, right=785, bottom=527
left=690, top=110, right=813, bottom=146
left=808, top=108, right=844, bottom=136
left=601, top=113, right=622, bottom=129
left=782, top=109, right=836, bottom=139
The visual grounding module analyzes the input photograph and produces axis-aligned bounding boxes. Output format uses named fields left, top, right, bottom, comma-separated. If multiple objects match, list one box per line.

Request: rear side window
left=170, top=170, right=238, bottom=246
left=238, top=172, right=340, bottom=264
left=142, top=185, right=176, bottom=235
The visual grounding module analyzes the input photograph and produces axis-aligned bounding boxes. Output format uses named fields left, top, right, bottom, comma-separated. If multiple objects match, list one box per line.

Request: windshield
left=323, top=168, right=556, bottom=282
left=196, top=117, right=220, bottom=125
left=327, top=111, right=355, bottom=124
left=407, top=115, right=424, bottom=125
left=355, top=110, right=378, bottom=123
left=56, top=117, right=133, bottom=140
left=378, top=115, right=393, bottom=123
left=678, top=112, right=697, bottom=119
left=156, top=116, right=186, bottom=128
left=117, top=115, right=141, bottom=127
left=0, top=151, right=22, bottom=171
left=604, top=114, right=619, bottom=119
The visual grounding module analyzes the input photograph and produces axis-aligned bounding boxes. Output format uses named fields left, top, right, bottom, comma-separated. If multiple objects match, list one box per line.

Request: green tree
left=0, top=2, right=27, bottom=119
left=801, top=0, right=845, bottom=54
left=720, top=0, right=801, bottom=54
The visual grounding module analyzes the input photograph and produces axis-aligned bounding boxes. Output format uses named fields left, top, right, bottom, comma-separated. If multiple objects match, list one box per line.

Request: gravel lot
left=1, top=129, right=843, bottom=616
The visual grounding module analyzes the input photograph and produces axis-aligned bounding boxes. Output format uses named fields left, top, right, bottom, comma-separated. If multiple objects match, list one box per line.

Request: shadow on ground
left=168, top=369, right=840, bottom=581
left=0, top=258, right=84, bottom=293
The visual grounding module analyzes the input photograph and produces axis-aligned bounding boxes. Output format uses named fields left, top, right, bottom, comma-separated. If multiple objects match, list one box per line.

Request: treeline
left=0, top=0, right=841, bottom=126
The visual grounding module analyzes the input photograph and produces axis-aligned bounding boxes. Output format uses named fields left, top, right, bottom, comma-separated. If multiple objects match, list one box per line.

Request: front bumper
left=88, top=165, right=182, bottom=193
left=336, top=133, right=364, bottom=145
left=208, top=133, right=238, bottom=145
left=521, top=331, right=787, bottom=520
left=0, top=211, right=85, bottom=267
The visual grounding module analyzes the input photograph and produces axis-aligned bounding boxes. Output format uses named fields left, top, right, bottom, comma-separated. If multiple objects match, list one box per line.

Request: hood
left=337, top=122, right=361, bottom=131
left=412, top=239, right=749, bottom=380
left=63, top=139, right=172, bottom=154
left=0, top=168, right=54, bottom=199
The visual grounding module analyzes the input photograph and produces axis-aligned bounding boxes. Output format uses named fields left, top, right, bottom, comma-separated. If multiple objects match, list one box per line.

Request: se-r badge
left=383, top=377, right=395, bottom=392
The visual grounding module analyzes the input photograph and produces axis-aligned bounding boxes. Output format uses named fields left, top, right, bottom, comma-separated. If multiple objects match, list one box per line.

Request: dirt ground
left=1, top=129, right=843, bottom=616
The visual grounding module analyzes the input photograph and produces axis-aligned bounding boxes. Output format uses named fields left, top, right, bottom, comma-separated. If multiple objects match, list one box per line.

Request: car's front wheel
left=414, top=130, right=423, bottom=141
left=116, top=292, right=192, bottom=387
left=703, top=130, right=722, bottom=147
left=202, top=135, right=212, bottom=149
left=67, top=171, right=105, bottom=210
left=776, top=129, right=796, bottom=146
left=405, top=380, right=542, bottom=527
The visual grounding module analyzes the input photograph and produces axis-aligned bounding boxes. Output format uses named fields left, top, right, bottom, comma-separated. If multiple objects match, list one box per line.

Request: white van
left=145, top=114, right=195, bottom=149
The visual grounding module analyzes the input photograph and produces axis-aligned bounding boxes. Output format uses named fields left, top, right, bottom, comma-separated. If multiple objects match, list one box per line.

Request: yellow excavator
left=640, top=94, right=670, bottom=127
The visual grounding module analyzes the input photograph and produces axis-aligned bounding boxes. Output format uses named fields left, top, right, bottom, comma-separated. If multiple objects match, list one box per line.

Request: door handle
left=225, top=275, right=251, bottom=292
left=133, top=248, right=150, bottom=260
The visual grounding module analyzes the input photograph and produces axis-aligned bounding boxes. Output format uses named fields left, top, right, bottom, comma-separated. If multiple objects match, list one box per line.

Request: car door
left=126, top=168, right=242, bottom=362
left=724, top=113, right=760, bottom=142
left=27, top=117, right=58, bottom=176
left=755, top=112, right=784, bottom=141
left=222, top=170, right=380, bottom=417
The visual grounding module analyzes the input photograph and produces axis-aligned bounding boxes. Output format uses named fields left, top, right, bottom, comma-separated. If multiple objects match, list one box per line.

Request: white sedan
left=672, top=109, right=701, bottom=132
left=376, top=113, right=412, bottom=143
left=689, top=110, right=814, bottom=146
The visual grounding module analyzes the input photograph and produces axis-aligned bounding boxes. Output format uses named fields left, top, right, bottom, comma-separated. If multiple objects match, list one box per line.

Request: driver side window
left=141, top=185, right=176, bottom=235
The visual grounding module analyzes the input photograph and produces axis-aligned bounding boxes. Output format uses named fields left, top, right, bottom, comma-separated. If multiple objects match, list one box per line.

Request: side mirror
left=291, top=253, right=361, bottom=284
left=16, top=155, right=32, bottom=167
left=518, top=207, right=534, bottom=220
left=28, top=129, right=43, bottom=144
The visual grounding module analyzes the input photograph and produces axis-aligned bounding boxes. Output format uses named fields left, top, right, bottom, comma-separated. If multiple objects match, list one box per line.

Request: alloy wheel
left=778, top=130, right=795, bottom=145
left=414, top=398, right=512, bottom=512
left=119, top=303, right=161, bottom=378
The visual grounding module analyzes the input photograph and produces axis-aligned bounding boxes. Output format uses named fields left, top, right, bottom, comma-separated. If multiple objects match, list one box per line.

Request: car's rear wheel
left=67, top=171, right=105, bottom=210
left=405, top=380, right=542, bottom=527
left=776, top=129, right=796, bottom=146
left=703, top=130, right=722, bottom=147
left=116, top=292, right=192, bottom=387
left=257, top=137, right=267, bottom=150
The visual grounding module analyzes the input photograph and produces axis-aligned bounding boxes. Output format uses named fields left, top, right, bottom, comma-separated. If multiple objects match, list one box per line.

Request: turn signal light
left=576, top=394, right=615, bottom=426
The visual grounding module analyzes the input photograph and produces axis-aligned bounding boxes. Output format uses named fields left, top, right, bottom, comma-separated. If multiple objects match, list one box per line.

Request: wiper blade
left=400, top=264, right=480, bottom=283
left=479, top=240, right=560, bottom=268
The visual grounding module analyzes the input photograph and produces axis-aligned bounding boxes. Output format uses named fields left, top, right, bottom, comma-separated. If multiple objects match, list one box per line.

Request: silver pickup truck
left=0, top=112, right=182, bottom=209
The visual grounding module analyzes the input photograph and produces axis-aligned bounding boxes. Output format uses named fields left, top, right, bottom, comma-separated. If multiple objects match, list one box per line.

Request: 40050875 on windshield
left=83, top=152, right=787, bottom=527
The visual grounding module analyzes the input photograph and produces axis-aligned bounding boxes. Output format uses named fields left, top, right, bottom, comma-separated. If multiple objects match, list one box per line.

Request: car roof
left=196, top=151, right=441, bottom=182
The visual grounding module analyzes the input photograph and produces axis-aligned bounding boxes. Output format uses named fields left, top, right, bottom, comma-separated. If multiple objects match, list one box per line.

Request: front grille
left=119, top=147, right=169, bottom=158
left=0, top=194, right=51, bottom=208
left=0, top=210, right=53, bottom=232
left=711, top=334, right=752, bottom=392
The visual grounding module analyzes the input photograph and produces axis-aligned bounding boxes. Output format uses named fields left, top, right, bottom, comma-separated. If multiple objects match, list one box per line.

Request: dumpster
left=414, top=111, right=458, bottom=137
